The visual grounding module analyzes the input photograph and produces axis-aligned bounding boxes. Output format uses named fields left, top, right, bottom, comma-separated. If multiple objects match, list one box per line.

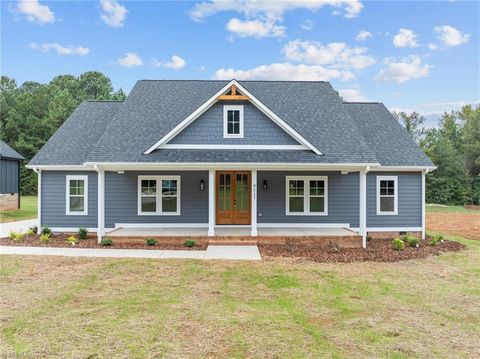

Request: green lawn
left=0, top=196, right=37, bottom=223
left=426, top=204, right=478, bottom=213
left=1, top=233, right=479, bottom=358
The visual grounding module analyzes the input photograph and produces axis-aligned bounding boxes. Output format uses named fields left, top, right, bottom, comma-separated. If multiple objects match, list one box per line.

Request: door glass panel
left=219, top=174, right=231, bottom=211
left=235, top=173, right=249, bottom=210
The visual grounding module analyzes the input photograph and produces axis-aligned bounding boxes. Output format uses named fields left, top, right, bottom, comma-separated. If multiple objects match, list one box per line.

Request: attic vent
left=217, top=84, right=250, bottom=101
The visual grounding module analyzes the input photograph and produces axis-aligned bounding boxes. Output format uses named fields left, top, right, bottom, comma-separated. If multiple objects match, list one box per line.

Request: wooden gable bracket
left=217, top=84, right=250, bottom=101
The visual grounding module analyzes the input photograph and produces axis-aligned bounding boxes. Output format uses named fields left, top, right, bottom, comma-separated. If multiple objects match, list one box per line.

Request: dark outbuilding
left=0, top=140, right=24, bottom=210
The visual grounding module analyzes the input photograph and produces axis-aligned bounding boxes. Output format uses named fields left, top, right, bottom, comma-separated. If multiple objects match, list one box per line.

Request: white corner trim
left=376, top=175, right=398, bottom=216
left=421, top=170, right=426, bottom=240
left=223, top=104, right=244, bottom=138
left=359, top=169, right=367, bottom=248
left=144, top=79, right=323, bottom=155
left=208, top=170, right=215, bottom=236
left=159, top=144, right=308, bottom=150
left=285, top=175, right=328, bottom=216
left=137, top=175, right=181, bottom=216
left=65, top=175, right=88, bottom=216
left=36, top=169, right=42, bottom=233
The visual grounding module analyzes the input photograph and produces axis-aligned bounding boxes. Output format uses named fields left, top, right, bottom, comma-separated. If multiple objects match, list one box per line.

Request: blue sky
left=2, top=0, right=479, bottom=125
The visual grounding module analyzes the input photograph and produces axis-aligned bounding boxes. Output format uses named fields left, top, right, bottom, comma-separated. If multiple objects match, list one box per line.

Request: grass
left=1, top=233, right=479, bottom=358
left=426, top=204, right=479, bottom=214
left=0, top=196, right=37, bottom=223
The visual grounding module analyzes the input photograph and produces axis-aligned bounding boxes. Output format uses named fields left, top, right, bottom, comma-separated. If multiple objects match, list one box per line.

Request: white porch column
left=421, top=170, right=426, bottom=240
left=251, top=169, right=258, bottom=236
left=97, top=168, right=105, bottom=243
left=208, top=170, right=215, bottom=236
left=359, top=168, right=367, bottom=248
left=36, top=169, right=42, bottom=234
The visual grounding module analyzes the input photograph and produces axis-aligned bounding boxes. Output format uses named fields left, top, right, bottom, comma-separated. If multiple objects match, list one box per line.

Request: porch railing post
left=208, top=169, right=215, bottom=236
left=251, top=169, right=258, bottom=236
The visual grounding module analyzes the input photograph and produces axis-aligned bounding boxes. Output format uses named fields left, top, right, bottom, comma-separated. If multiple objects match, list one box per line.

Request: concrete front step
left=208, top=239, right=258, bottom=246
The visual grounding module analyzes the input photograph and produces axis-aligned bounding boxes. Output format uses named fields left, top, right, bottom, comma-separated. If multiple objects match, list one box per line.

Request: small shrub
left=430, top=234, right=443, bottom=246
left=26, top=226, right=37, bottom=236
left=145, top=237, right=158, bottom=246
left=184, top=239, right=197, bottom=248
left=8, top=231, right=24, bottom=241
left=41, top=226, right=52, bottom=236
left=66, top=235, right=79, bottom=246
left=403, top=235, right=419, bottom=248
left=77, top=228, right=88, bottom=240
left=100, top=237, right=113, bottom=246
left=39, top=233, right=51, bottom=244
left=392, top=237, right=405, bottom=251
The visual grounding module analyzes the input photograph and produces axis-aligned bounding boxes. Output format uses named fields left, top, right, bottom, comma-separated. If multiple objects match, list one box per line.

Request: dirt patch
left=0, top=234, right=207, bottom=250
left=464, top=204, right=480, bottom=210
left=427, top=212, right=480, bottom=240
left=259, top=237, right=465, bottom=263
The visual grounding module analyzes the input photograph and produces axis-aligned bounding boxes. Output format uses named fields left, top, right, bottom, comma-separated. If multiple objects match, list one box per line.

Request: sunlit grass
left=0, top=196, right=37, bottom=223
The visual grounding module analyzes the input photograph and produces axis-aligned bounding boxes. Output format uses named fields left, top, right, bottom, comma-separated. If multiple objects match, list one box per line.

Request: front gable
left=168, top=100, right=300, bottom=146
left=144, top=80, right=322, bottom=154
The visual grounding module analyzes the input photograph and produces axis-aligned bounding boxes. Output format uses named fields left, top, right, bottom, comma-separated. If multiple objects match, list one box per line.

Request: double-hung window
left=377, top=176, right=398, bottom=215
left=138, top=176, right=180, bottom=215
left=286, top=176, right=328, bottom=215
left=223, top=105, right=244, bottom=138
left=66, top=175, right=88, bottom=215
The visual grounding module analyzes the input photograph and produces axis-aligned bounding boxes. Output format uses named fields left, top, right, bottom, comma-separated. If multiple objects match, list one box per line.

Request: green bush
left=392, top=237, right=405, bottom=251
left=66, top=235, right=79, bottom=246
left=39, top=233, right=51, bottom=244
left=41, top=226, right=52, bottom=236
left=8, top=231, right=24, bottom=241
left=100, top=237, right=113, bottom=246
left=403, top=235, right=420, bottom=248
left=26, top=227, right=37, bottom=236
left=184, top=239, right=197, bottom=248
left=431, top=234, right=444, bottom=246
left=77, top=228, right=88, bottom=240
left=366, top=235, right=372, bottom=242
left=145, top=237, right=158, bottom=246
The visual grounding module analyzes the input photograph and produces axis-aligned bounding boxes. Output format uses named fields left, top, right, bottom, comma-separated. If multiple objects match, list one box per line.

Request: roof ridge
left=137, top=79, right=329, bottom=83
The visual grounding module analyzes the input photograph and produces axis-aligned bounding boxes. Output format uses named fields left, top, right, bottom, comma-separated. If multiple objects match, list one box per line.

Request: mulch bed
left=259, top=237, right=466, bottom=263
left=0, top=234, right=207, bottom=250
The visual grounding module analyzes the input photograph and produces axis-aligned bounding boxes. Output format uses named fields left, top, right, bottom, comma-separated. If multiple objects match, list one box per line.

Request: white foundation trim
left=51, top=227, right=114, bottom=233
left=366, top=227, right=423, bottom=232
left=257, top=223, right=350, bottom=228
left=115, top=223, right=209, bottom=229
left=208, top=170, right=215, bottom=236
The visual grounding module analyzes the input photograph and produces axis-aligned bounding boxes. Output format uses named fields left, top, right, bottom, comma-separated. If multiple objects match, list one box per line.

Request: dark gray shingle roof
left=29, top=80, right=433, bottom=167
left=345, top=102, right=434, bottom=167
left=29, top=101, right=122, bottom=165
left=0, top=140, right=24, bottom=160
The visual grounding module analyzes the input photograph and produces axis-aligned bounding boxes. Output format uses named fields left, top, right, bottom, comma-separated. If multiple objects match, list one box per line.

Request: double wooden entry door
left=216, top=171, right=251, bottom=225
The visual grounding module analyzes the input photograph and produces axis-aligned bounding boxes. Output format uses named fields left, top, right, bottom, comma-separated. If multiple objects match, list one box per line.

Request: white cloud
left=356, top=30, right=372, bottom=41
left=29, top=42, right=89, bottom=56
left=393, top=28, right=419, bottom=48
left=338, top=88, right=368, bottom=102
left=226, top=18, right=285, bottom=38
left=428, top=43, right=438, bottom=50
left=190, top=0, right=363, bottom=21
left=100, top=0, right=127, bottom=27
left=165, top=55, right=186, bottom=69
left=117, top=52, right=143, bottom=67
left=16, top=0, right=54, bottom=24
left=283, top=40, right=376, bottom=70
left=151, top=59, right=162, bottom=68
left=301, top=20, right=314, bottom=31
left=213, top=63, right=355, bottom=81
left=434, top=25, right=470, bottom=46
left=375, top=55, right=432, bottom=84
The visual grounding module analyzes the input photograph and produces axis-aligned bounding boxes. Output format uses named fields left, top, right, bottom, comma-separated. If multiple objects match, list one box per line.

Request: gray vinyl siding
left=257, top=171, right=360, bottom=227
left=169, top=101, right=299, bottom=145
left=0, top=158, right=19, bottom=194
left=366, top=172, right=422, bottom=228
left=105, top=171, right=208, bottom=228
left=41, top=171, right=98, bottom=228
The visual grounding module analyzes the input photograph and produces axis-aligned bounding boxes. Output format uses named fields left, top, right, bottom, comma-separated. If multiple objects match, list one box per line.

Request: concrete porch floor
left=107, top=226, right=358, bottom=237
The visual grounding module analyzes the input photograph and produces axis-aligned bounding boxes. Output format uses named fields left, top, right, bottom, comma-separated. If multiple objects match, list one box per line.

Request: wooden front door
left=216, top=171, right=251, bottom=225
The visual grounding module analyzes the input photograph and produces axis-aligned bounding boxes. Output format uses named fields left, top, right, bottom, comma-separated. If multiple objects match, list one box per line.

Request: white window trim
left=376, top=175, right=398, bottom=215
left=137, top=176, right=181, bottom=216
left=223, top=105, right=244, bottom=138
left=66, top=175, right=88, bottom=216
left=285, top=176, right=328, bottom=216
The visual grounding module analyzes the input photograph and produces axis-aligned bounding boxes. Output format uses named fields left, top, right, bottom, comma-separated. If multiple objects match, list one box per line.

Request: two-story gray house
left=28, top=80, right=435, bottom=248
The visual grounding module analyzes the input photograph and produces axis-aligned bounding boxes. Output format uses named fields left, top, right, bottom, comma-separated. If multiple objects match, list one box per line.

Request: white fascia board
left=144, top=80, right=235, bottom=154
left=26, top=165, right=96, bottom=171
left=370, top=165, right=437, bottom=172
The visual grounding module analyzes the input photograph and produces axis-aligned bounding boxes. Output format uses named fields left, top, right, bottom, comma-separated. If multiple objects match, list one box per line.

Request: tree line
left=1, top=72, right=479, bottom=205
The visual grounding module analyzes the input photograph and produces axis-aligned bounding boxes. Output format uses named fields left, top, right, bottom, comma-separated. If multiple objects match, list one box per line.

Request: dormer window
left=223, top=105, right=244, bottom=138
